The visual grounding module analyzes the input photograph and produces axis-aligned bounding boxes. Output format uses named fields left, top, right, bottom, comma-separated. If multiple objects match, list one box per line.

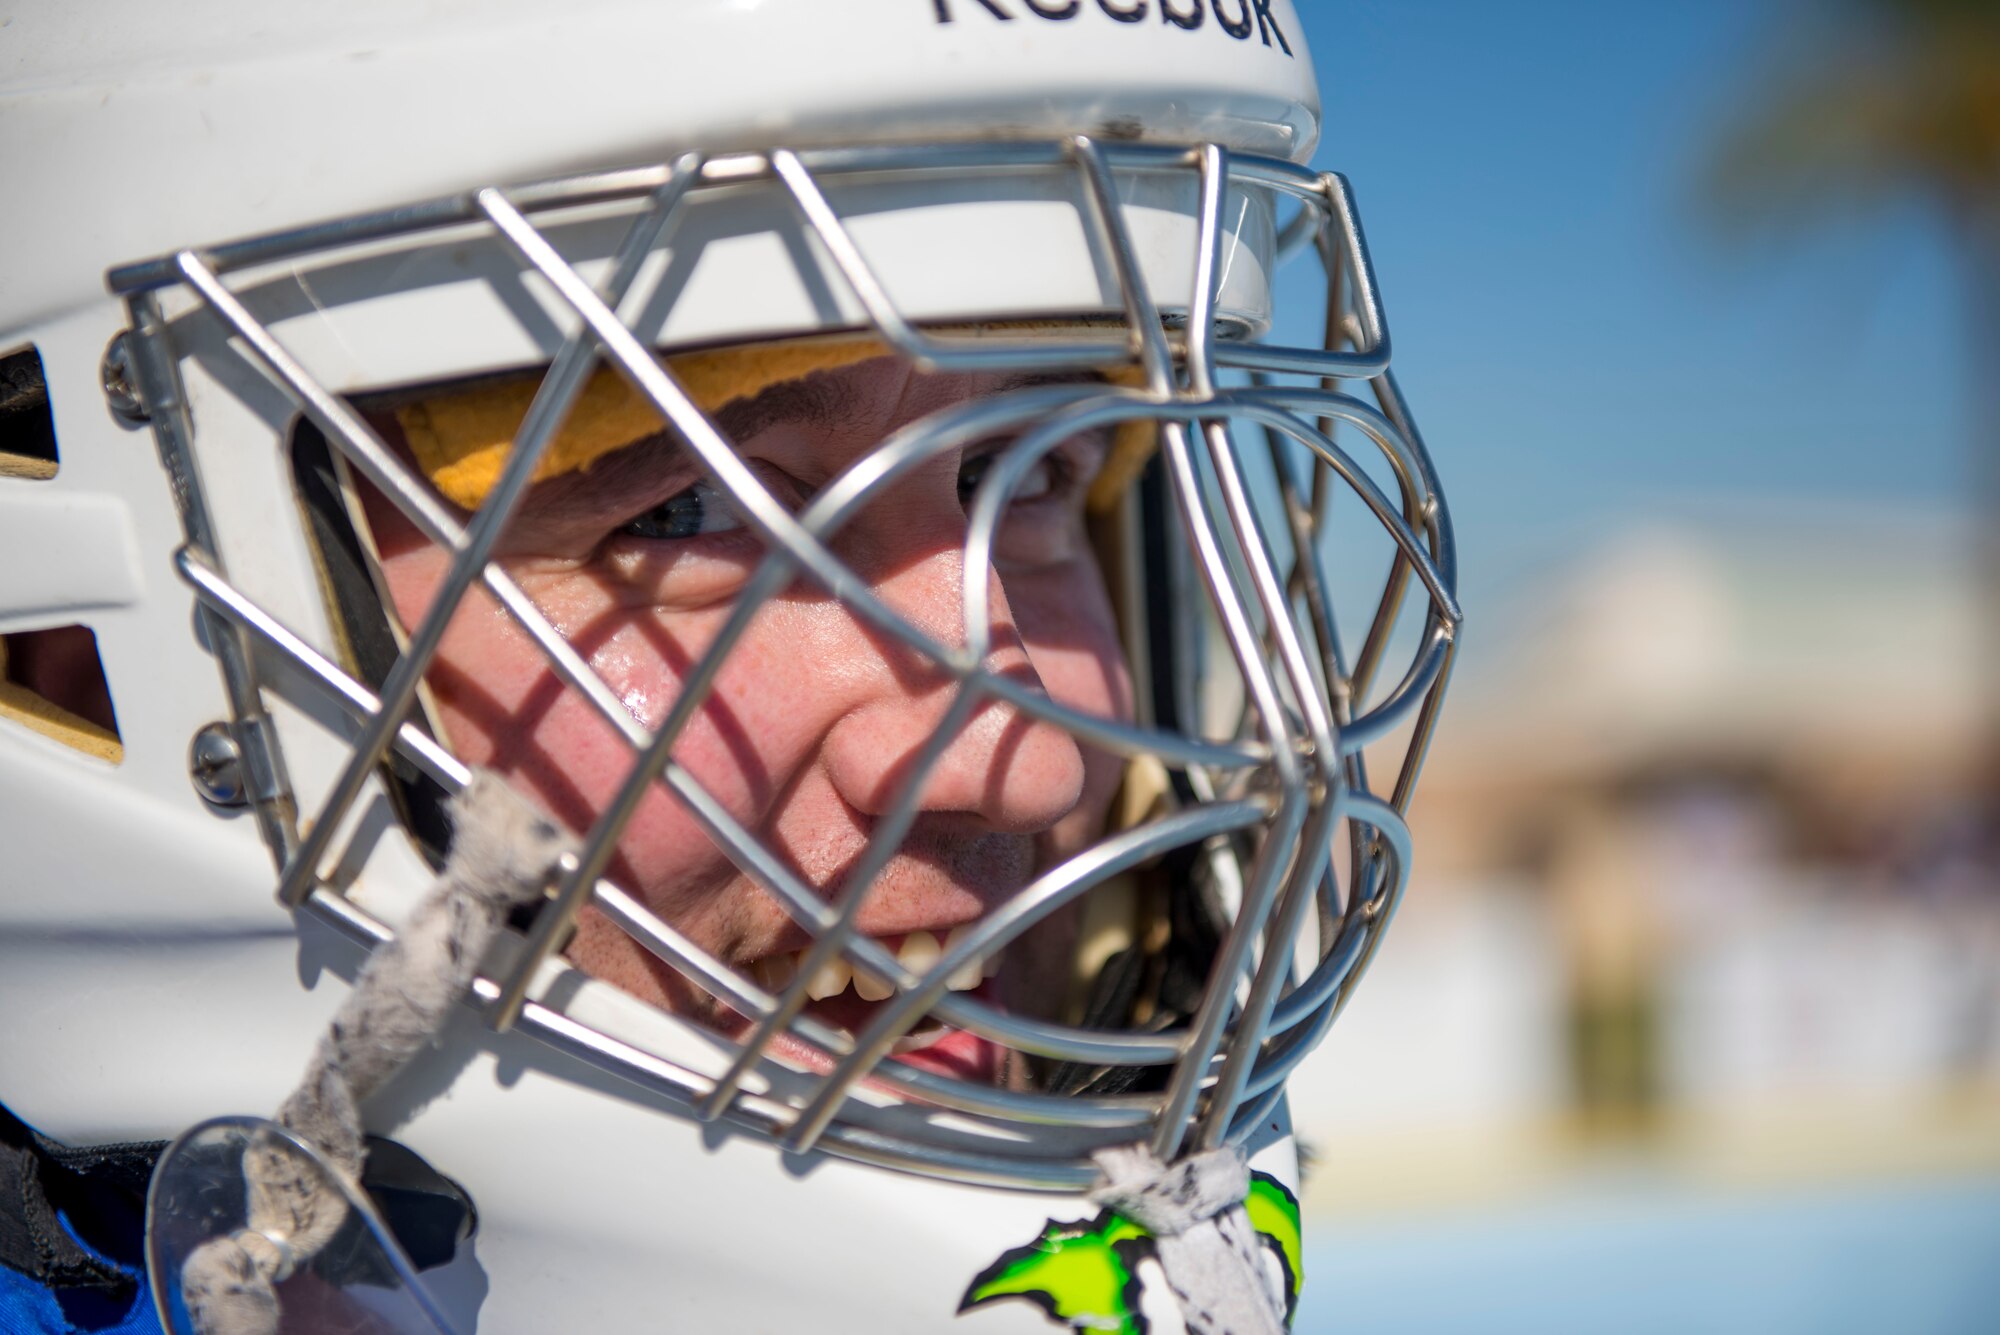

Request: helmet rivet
left=100, top=331, right=148, bottom=425
left=189, top=722, right=248, bottom=806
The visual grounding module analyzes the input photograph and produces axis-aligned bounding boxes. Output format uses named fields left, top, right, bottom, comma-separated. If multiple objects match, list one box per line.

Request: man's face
left=364, top=355, right=1133, bottom=1081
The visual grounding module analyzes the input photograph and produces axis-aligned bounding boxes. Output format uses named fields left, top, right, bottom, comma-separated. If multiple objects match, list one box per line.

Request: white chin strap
left=179, top=773, right=572, bottom=1335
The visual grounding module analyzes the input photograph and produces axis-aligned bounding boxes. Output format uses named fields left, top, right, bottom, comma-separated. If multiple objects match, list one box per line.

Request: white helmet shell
left=2, top=0, right=1316, bottom=325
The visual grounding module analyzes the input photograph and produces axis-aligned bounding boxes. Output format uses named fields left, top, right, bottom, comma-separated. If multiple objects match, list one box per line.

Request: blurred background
left=1277, top=1, right=2000, bottom=1330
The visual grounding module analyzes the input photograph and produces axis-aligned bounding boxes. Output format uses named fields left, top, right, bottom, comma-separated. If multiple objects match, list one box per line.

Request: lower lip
left=888, top=1023, right=1001, bottom=1083
left=744, top=984, right=1005, bottom=1087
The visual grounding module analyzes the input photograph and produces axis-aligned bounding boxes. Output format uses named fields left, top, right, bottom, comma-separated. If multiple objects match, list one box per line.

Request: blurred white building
left=1290, top=504, right=1999, bottom=1211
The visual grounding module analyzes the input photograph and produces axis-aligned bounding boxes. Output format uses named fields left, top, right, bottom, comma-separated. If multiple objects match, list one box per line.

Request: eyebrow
left=712, top=372, right=854, bottom=444
left=505, top=366, right=1105, bottom=540
left=711, top=368, right=1100, bottom=446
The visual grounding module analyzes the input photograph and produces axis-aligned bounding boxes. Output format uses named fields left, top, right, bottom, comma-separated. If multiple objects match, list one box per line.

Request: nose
left=817, top=494, right=1088, bottom=836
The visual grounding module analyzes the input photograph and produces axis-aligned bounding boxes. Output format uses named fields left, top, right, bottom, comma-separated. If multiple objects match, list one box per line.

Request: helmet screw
left=189, top=722, right=248, bottom=807
left=100, top=332, right=149, bottom=425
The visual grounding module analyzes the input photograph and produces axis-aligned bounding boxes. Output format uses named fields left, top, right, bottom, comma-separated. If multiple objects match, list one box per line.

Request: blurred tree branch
left=1706, top=0, right=2000, bottom=824
left=1706, top=0, right=1999, bottom=241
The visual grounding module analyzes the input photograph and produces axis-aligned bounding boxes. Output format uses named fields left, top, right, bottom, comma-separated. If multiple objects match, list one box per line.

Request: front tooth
left=761, top=952, right=797, bottom=994
left=804, top=955, right=852, bottom=1000
left=853, top=965, right=894, bottom=1002
left=944, top=925, right=983, bottom=991
left=899, top=930, right=942, bottom=977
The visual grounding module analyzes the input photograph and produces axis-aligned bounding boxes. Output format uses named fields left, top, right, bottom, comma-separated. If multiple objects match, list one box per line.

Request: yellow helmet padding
left=398, top=334, right=889, bottom=511
left=394, top=332, right=1158, bottom=514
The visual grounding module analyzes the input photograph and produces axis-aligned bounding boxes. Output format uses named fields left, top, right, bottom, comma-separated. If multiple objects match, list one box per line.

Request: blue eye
left=623, top=482, right=741, bottom=540
left=958, top=451, right=1057, bottom=509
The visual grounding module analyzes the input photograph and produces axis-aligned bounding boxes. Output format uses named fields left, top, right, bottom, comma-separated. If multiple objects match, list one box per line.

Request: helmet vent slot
left=0, top=346, right=58, bottom=481
left=0, top=624, right=122, bottom=763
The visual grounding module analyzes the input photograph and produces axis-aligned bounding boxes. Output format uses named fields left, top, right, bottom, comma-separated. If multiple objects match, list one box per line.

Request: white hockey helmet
left=0, top=2, right=1459, bottom=1331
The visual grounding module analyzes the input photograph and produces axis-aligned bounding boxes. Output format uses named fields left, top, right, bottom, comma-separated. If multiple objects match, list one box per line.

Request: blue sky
left=1279, top=0, right=1975, bottom=612
left=1301, top=1175, right=2000, bottom=1335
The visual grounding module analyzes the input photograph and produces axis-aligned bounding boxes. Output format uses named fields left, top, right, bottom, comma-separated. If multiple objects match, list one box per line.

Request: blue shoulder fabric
left=0, top=1105, right=164, bottom=1335
left=0, top=1235, right=163, bottom=1335
left=0, top=1215, right=164, bottom=1335
left=0, top=1103, right=470, bottom=1335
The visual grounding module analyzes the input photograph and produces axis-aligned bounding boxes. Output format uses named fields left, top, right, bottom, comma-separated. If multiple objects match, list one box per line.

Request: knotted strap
left=1091, top=1144, right=1286, bottom=1335
left=179, top=772, right=571, bottom=1335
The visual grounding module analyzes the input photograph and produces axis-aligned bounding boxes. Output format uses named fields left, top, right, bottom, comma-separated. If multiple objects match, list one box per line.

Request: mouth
left=741, top=928, right=1007, bottom=1083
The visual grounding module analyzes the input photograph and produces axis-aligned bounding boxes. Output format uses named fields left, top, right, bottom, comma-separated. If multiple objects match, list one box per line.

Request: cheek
left=378, top=550, right=629, bottom=824
left=1000, top=556, right=1131, bottom=1022
left=1007, top=551, right=1132, bottom=719
left=1009, top=556, right=1134, bottom=839
left=379, top=549, right=825, bottom=904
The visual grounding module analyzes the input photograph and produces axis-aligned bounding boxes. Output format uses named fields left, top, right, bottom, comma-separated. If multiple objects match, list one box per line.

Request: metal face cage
left=106, top=138, right=1460, bottom=1191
